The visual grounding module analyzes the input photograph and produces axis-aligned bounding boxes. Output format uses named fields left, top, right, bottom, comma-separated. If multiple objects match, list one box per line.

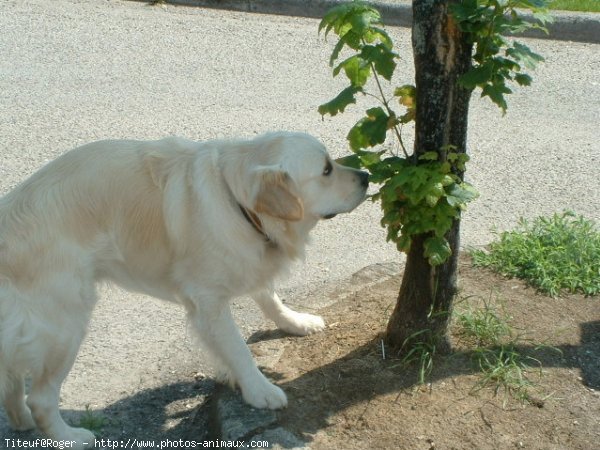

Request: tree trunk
left=385, top=0, right=473, bottom=353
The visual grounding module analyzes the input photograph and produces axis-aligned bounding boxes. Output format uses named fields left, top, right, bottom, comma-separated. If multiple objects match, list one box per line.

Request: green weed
left=455, top=297, right=533, bottom=402
left=455, top=296, right=512, bottom=347
left=77, top=405, right=108, bottom=436
left=393, top=329, right=438, bottom=386
left=454, top=295, right=562, bottom=405
left=471, top=211, right=600, bottom=297
left=471, top=343, right=542, bottom=405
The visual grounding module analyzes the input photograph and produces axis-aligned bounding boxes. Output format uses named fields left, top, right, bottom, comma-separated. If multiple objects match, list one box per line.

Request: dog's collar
left=238, top=203, right=272, bottom=243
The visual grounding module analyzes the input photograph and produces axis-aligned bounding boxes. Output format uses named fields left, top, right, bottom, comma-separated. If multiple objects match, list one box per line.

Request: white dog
left=0, top=131, right=368, bottom=447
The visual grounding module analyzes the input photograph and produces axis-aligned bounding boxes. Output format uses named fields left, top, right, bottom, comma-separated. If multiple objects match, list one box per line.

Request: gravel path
left=0, top=0, right=598, bottom=443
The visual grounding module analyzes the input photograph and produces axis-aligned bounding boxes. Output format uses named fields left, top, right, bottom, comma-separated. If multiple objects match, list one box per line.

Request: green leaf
left=425, top=194, right=440, bottom=207
left=481, top=82, right=512, bottom=113
left=514, top=73, right=532, bottom=86
left=459, top=62, right=494, bottom=89
left=432, top=202, right=457, bottom=236
left=360, top=44, right=397, bottom=81
left=394, top=84, right=416, bottom=123
left=446, top=182, right=479, bottom=208
left=424, top=236, right=452, bottom=266
left=445, top=152, right=470, bottom=172
left=350, top=8, right=381, bottom=35
left=441, top=174, right=455, bottom=187
left=319, top=1, right=372, bottom=35
left=532, top=10, right=553, bottom=28
left=347, top=107, right=389, bottom=150
left=394, top=84, right=416, bottom=106
left=506, top=42, right=544, bottom=70
left=318, top=86, right=361, bottom=117
left=396, top=233, right=412, bottom=253
left=319, top=1, right=383, bottom=39
left=335, top=154, right=362, bottom=169
left=334, top=55, right=371, bottom=87
left=368, top=26, right=393, bottom=49
left=359, top=150, right=384, bottom=167
left=449, top=0, right=480, bottom=23
left=419, top=152, right=439, bottom=162
left=318, top=4, right=349, bottom=37
left=329, top=38, right=347, bottom=66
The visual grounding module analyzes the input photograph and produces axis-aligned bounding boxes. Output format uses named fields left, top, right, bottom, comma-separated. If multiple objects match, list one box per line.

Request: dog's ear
left=253, top=169, right=304, bottom=221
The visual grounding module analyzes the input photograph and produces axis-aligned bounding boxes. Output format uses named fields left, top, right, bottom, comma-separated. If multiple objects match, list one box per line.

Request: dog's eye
left=323, top=161, right=333, bottom=176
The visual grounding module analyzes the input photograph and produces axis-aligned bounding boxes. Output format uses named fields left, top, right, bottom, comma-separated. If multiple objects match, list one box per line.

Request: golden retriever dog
left=0, top=131, right=368, bottom=447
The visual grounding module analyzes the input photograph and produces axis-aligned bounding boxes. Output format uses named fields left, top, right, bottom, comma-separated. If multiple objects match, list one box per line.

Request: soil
left=258, top=255, right=600, bottom=450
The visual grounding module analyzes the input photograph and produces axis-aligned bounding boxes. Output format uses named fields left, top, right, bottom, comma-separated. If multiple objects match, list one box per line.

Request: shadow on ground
left=1, top=378, right=215, bottom=444
left=236, top=319, right=599, bottom=442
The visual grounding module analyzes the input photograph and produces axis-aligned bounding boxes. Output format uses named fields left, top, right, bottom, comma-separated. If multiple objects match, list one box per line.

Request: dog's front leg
left=186, top=293, right=287, bottom=410
left=252, top=289, right=325, bottom=336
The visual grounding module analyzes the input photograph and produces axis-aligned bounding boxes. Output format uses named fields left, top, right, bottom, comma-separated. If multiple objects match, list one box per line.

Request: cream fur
left=0, top=131, right=368, bottom=448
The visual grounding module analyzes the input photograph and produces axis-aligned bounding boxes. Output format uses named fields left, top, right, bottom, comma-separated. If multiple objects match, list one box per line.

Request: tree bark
left=385, top=0, right=473, bottom=353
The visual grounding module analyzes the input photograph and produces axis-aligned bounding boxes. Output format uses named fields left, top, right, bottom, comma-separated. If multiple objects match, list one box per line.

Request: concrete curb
left=140, top=0, right=600, bottom=44
left=207, top=263, right=401, bottom=449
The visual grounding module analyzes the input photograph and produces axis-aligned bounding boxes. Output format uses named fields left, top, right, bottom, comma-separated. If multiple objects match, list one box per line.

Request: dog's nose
left=358, top=171, right=369, bottom=188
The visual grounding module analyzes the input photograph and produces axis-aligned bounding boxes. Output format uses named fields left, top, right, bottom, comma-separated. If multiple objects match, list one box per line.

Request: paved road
left=1, top=0, right=598, bottom=443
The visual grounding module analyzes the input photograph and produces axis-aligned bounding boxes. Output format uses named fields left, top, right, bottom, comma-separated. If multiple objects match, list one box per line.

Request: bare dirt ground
left=254, top=255, right=600, bottom=450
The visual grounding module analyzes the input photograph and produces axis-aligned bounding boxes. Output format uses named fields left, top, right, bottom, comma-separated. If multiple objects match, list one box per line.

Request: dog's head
left=235, top=132, right=369, bottom=223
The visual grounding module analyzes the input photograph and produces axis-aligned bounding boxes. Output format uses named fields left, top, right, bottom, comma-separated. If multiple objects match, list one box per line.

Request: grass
left=455, top=296, right=553, bottom=405
left=549, top=0, right=600, bottom=12
left=77, top=405, right=109, bottom=436
left=471, top=211, right=600, bottom=297
left=455, top=296, right=512, bottom=347
left=471, top=343, right=542, bottom=404
left=395, top=294, right=561, bottom=404
left=397, top=329, right=437, bottom=385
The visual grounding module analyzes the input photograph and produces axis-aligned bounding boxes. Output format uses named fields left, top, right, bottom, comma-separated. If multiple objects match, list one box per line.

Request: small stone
left=216, top=387, right=277, bottom=441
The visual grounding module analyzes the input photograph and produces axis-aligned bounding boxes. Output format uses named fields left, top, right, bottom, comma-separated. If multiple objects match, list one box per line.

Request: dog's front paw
left=279, top=311, right=325, bottom=336
left=241, top=379, right=287, bottom=410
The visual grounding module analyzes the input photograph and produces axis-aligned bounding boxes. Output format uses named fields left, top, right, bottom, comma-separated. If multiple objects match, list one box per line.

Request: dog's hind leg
left=24, top=274, right=97, bottom=449
left=3, top=373, right=35, bottom=431
left=26, top=335, right=96, bottom=450
left=252, top=289, right=325, bottom=336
